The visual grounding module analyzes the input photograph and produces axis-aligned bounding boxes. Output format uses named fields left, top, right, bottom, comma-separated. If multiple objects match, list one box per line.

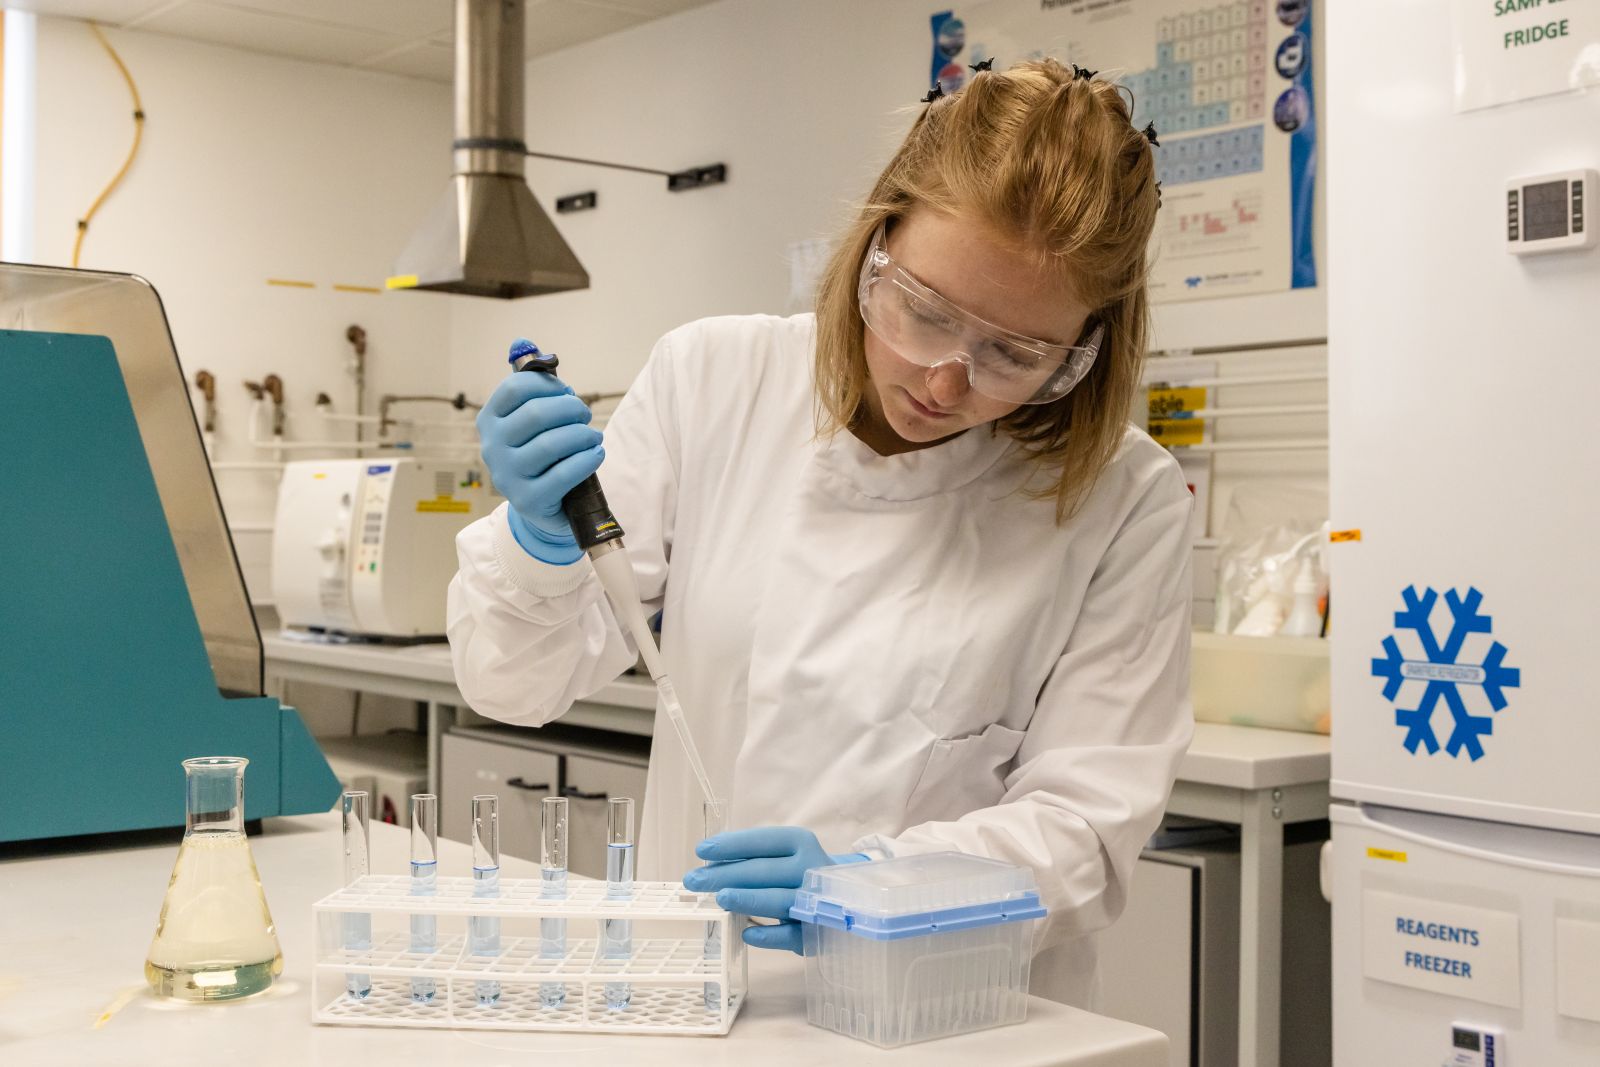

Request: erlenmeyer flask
left=144, top=757, right=283, bottom=1001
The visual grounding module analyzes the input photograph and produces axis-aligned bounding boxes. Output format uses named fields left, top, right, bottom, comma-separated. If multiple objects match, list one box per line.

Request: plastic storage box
left=789, top=852, right=1047, bottom=1047
left=1191, top=632, right=1331, bottom=734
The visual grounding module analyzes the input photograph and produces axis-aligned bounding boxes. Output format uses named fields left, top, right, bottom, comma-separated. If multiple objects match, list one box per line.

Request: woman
left=448, top=59, right=1192, bottom=1007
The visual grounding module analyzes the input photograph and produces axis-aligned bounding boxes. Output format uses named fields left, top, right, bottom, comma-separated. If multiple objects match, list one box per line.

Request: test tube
left=470, top=794, right=502, bottom=1006
left=701, top=799, right=726, bottom=1014
left=341, top=791, right=372, bottom=1000
left=539, top=796, right=569, bottom=1009
left=603, top=797, right=635, bottom=1011
left=409, top=794, right=438, bottom=1004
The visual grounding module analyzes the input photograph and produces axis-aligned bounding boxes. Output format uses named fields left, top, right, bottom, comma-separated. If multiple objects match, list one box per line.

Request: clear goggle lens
left=857, top=227, right=1101, bottom=406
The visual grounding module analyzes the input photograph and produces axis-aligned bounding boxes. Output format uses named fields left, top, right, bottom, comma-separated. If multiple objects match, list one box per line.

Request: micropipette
left=508, top=340, right=722, bottom=822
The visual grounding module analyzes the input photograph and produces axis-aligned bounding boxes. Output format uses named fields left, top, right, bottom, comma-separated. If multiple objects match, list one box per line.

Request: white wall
left=21, top=2, right=1328, bottom=718
left=447, top=0, right=1327, bottom=402
left=28, top=16, right=459, bottom=736
left=30, top=17, right=458, bottom=592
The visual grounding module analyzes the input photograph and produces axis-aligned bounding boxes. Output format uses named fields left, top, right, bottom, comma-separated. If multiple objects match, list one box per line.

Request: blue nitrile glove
left=682, top=827, right=868, bottom=954
left=476, top=342, right=603, bottom=565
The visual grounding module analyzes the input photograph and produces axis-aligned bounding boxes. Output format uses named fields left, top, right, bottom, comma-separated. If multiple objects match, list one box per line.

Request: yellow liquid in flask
left=144, top=831, right=283, bottom=1001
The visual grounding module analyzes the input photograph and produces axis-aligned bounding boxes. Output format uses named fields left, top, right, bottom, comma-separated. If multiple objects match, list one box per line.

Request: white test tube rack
left=311, top=874, right=748, bottom=1035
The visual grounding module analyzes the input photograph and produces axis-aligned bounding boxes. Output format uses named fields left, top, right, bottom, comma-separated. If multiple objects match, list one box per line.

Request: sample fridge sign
left=926, top=0, right=1318, bottom=303
left=1451, top=0, right=1600, bottom=112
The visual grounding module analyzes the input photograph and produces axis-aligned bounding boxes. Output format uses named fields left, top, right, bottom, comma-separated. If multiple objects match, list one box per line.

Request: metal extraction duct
left=388, top=0, right=589, bottom=299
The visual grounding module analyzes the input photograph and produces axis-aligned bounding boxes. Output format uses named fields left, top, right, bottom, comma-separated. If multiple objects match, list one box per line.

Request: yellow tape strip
left=385, top=274, right=419, bottom=290
left=266, top=278, right=315, bottom=289
left=93, top=983, right=143, bottom=1028
left=1330, top=529, right=1362, bottom=543
left=332, top=284, right=382, bottom=294
left=1367, top=847, right=1407, bottom=863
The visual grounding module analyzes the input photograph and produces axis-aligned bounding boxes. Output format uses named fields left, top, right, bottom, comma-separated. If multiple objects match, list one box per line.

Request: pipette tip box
left=789, top=852, right=1046, bottom=1048
left=311, top=875, right=747, bottom=1035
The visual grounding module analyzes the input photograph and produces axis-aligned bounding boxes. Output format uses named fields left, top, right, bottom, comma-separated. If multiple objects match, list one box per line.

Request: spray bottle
left=1278, top=556, right=1323, bottom=638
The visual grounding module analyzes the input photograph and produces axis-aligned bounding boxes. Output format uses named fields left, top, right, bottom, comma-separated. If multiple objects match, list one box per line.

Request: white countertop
left=1, top=813, right=1166, bottom=1067
left=262, top=632, right=1329, bottom=793
left=1177, top=721, right=1330, bottom=791
left=263, top=630, right=461, bottom=683
left=262, top=631, right=658, bottom=711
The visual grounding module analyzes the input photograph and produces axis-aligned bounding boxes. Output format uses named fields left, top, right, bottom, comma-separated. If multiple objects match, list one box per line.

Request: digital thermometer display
left=1507, top=169, right=1595, bottom=255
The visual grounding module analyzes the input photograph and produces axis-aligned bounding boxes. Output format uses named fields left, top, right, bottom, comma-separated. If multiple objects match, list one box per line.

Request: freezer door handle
left=1352, top=804, right=1600, bottom=878
left=1319, top=840, right=1333, bottom=903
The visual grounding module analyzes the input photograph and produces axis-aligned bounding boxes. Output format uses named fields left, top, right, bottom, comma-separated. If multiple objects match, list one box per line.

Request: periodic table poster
left=927, top=0, right=1317, bottom=304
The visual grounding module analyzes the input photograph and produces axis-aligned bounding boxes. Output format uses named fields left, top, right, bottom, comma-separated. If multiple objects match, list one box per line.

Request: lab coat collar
left=818, top=421, right=1015, bottom=501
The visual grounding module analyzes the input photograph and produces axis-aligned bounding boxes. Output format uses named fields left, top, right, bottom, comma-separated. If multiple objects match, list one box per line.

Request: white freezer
left=1327, top=0, right=1600, bottom=835
left=1328, top=804, right=1600, bottom=1065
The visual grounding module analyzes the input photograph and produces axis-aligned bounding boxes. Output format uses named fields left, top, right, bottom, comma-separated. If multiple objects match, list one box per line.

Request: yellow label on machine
left=417, top=497, right=471, bottom=514
left=385, top=274, right=419, bottom=290
left=1331, top=529, right=1363, bottom=543
left=1367, top=847, right=1408, bottom=863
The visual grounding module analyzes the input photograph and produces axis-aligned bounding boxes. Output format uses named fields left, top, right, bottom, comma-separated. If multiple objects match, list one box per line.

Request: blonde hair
left=813, top=58, right=1160, bottom=520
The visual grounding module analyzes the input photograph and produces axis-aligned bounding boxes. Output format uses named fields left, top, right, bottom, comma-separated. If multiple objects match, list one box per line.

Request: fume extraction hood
left=388, top=0, right=589, bottom=299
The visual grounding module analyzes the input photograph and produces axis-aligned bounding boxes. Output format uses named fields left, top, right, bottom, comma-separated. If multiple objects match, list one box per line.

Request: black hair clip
left=920, top=84, right=944, bottom=104
left=1143, top=121, right=1160, bottom=146
left=1072, top=63, right=1098, bottom=81
left=969, top=57, right=994, bottom=72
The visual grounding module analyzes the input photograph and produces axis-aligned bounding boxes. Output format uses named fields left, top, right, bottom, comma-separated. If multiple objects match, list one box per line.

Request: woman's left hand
left=682, top=826, right=867, bottom=953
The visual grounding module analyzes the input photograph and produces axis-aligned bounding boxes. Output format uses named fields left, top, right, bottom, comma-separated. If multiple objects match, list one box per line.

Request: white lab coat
left=447, top=312, right=1194, bottom=1008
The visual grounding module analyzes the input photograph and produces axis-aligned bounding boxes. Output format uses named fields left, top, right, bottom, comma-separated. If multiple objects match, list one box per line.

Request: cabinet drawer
left=440, top=732, right=559, bottom=864
left=564, top=752, right=648, bottom=879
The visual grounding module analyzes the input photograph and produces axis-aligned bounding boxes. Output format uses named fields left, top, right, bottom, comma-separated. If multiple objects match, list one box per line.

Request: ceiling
left=3, top=0, right=718, bottom=82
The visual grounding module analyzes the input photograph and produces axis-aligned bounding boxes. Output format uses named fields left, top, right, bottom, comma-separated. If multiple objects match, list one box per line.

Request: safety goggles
left=857, top=222, right=1103, bottom=406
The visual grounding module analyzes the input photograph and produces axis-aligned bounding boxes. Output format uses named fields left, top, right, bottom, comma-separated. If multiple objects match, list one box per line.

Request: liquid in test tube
left=702, top=799, right=726, bottom=1014
left=409, top=794, right=438, bottom=1004
left=470, top=795, right=502, bottom=1006
left=341, top=791, right=372, bottom=1001
left=603, top=797, right=635, bottom=1011
left=539, top=796, right=568, bottom=1009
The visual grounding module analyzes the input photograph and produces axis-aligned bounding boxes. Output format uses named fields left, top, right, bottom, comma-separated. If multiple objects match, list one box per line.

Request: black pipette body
left=506, top=339, right=625, bottom=554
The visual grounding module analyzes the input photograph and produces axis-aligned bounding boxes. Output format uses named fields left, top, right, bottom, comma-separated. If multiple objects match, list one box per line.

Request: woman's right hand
left=477, top=369, right=604, bottom=564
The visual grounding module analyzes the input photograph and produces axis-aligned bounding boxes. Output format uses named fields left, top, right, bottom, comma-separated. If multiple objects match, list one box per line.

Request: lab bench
left=261, top=630, right=654, bottom=797
left=1154, top=722, right=1331, bottom=1067
left=263, top=632, right=1332, bottom=1067
left=0, top=813, right=1169, bottom=1066
left=439, top=725, right=650, bottom=879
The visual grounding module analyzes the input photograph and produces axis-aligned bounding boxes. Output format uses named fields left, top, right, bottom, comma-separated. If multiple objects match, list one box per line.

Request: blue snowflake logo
left=1370, top=587, right=1521, bottom=761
